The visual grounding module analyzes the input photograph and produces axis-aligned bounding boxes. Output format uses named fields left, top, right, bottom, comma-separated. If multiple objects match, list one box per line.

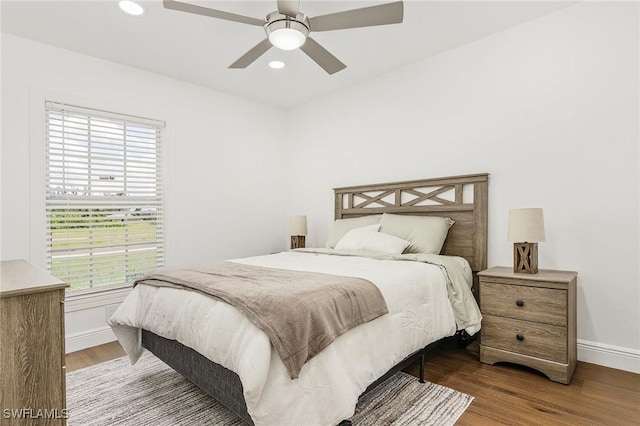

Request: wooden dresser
left=0, top=260, right=69, bottom=425
left=478, top=266, right=577, bottom=384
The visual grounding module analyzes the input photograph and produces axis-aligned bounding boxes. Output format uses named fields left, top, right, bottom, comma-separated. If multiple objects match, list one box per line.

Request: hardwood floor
left=408, top=340, right=640, bottom=425
left=66, top=341, right=125, bottom=372
left=67, top=340, right=639, bottom=425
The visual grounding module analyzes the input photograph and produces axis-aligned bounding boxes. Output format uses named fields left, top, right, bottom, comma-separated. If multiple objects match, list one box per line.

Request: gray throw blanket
left=134, top=261, right=388, bottom=379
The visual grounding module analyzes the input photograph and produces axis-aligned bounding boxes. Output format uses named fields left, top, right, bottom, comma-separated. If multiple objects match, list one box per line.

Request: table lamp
left=508, top=208, right=545, bottom=274
left=289, top=215, right=307, bottom=249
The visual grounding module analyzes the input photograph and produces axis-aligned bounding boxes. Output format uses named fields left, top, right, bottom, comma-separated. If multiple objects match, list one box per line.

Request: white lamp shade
left=508, top=208, right=546, bottom=243
left=289, top=215, right=308, bottom=236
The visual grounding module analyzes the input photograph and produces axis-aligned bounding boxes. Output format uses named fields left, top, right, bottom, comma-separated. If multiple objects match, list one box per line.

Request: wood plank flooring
left=67, top=340, right=639, bottom=425
left=66, top=341, right=125, bottom=373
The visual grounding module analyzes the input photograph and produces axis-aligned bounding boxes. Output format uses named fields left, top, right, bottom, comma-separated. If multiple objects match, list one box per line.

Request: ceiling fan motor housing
left=265, top=12, right=310, bottom=50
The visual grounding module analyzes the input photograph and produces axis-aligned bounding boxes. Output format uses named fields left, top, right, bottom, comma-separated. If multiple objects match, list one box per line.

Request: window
left=45, top=101, right=164, bottom=295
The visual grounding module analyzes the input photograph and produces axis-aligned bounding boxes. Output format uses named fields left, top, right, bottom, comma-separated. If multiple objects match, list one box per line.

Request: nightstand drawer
left=482, top=315, right=567, bottom=363
left=480, top=281, right=567, bottom=326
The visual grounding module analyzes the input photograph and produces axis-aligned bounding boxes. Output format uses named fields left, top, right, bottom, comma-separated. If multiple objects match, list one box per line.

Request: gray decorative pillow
left=325, top=215, right=382, bottom=249
left=378, top=213, right=454, bottom=254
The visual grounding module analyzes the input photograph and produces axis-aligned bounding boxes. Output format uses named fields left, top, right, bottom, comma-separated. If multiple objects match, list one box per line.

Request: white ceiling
left=1, top=1, right=575, bottom=108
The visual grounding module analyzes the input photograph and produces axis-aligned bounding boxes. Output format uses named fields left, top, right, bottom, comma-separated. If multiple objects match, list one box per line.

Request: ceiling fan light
left=269, top=28, right=306, bottom=50
left=265, top=15, right=310, bottom=51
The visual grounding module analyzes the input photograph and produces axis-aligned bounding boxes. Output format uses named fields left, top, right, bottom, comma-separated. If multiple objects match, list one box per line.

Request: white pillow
left=325, top=215, right=382, bottom=248
left=334, top=224, right=380, bottom=250
left=359, top=232, right=411, bottom=255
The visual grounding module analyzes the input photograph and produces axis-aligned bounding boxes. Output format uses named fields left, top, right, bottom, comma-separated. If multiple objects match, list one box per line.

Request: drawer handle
left=516, top=299, right=524, bottom=307
left=516, top=333, right=525, bottom=341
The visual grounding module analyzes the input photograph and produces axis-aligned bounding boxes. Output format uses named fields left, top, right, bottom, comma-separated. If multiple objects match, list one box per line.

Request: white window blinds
left=45, top=101, right=164, bottom=294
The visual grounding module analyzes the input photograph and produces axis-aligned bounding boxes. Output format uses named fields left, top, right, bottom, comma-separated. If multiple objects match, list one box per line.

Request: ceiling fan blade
left=310, top=1, right=403, bottom=32
left=277, top=0, right=300, bottom=17
left=300, top=37, right=346, bottom=75
left=163, top=0, right=265, bottom=27
left=229, top=39, right=273, bottom=69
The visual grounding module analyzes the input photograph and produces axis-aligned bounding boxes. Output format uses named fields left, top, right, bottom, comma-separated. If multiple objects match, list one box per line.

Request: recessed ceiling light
left=119, top=0, right=145, bottom=16
left=269, top=61, right=286, bottom=70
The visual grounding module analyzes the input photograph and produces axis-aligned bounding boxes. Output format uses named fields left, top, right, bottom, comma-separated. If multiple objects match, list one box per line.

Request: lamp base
left=514, top=242, right=538, bottom=274
left=291, top=235, right=306, bottom=250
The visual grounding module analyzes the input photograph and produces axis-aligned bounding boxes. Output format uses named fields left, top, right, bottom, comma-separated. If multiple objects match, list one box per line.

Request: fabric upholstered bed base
left=141, top=329, right=442, bottom=425
left=141, top=329, right=254, bottom=425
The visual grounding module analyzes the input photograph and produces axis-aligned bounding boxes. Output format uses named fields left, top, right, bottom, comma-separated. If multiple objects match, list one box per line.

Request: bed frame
left=142, top=173, right=489, bottom=425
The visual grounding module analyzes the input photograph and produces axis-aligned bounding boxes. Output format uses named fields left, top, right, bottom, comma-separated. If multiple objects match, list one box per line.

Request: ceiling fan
left=163, top=0, right=404, bottom=75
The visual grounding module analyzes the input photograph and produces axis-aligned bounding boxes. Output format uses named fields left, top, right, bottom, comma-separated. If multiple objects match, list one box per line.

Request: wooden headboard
left=334, top=173, right=489, bottom=272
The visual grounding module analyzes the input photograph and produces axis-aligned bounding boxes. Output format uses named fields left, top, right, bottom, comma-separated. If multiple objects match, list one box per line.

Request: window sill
left=65, top=287, right=132, bottom=313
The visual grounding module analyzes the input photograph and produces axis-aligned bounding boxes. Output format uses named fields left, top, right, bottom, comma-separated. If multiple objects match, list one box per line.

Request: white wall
left=286, top=2, right=639, bottom=372
left=1, top=34, right=289, bottom=350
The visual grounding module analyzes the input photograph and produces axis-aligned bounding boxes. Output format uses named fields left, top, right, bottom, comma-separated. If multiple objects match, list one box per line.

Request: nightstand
left=478, top=266, right=577, bottom=384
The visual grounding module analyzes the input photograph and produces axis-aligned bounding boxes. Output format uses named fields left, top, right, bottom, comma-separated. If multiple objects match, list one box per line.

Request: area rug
left=67, top=353, right=473, bottom=425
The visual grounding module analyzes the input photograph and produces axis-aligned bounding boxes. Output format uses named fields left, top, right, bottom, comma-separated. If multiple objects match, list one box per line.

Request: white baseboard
left=578, top=339, right=640, bottom=374
left=66, top=326, right=117, bottom=354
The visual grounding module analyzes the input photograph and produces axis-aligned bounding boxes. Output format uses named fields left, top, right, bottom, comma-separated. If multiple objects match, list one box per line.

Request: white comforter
left=109, top=251, right=480, bottom=426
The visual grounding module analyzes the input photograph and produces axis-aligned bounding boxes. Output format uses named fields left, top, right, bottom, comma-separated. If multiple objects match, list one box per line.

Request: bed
left=109, top=173, right=488, bottom=426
